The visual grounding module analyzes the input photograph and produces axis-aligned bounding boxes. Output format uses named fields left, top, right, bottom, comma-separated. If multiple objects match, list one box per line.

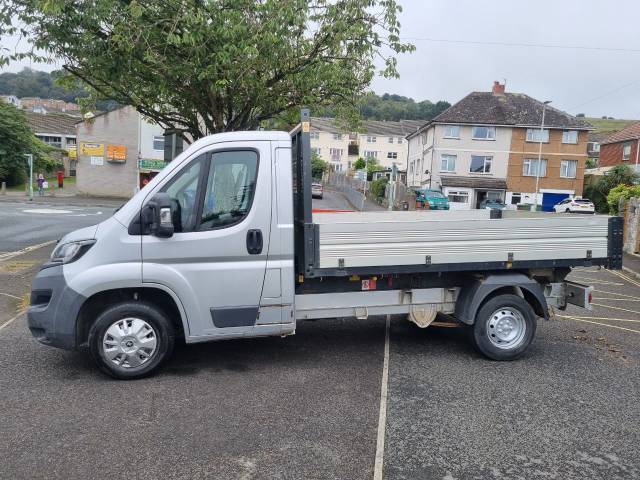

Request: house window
left=333, top=133, right=342, bottom=141
left=593, top=143, right=600, bottom=152
left=387, top=152, right=398, bottom=159
left=153, top=135, right=164, bottom=151
left=66, top=137, right=77, bottom=146
left=444, top=125, right=460, bottom=139
left=409, top=162, right=414, bottom=174
left=560, top=160, right=578, bottom=178
left=526, top=128, right=549, bottom=143
left=447, top=190, right=469, bottom=203
left=388, top=137, right=394, bottom=143
left=310, top=131, right=320, bottom=140
left=562, top=130, right=578, bottom=144
left=523, top=158, right=548, bottom=177
left=329, top=148, right=343, bottom=160
left=421, top=133, right=427, bottom=145
left=470, top=155, right=492, bottom=173
left=623, top=142, right=632, bottom=161
left=440, top=154, right=456, bottom=172
left=367, top=135, right=377, bottom=143
left=472, top=126, right=495, bottom=140
left=510, top=193, right=522, bottom=205
left=37, top=135, right=62, bottom=147
left=311, top=147, right=321, bottom=155
left=397, top=137, right=403, bottom=144
left=364, top=150, right=378, bottom=159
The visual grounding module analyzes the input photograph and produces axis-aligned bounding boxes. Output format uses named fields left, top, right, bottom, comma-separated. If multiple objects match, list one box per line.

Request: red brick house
left=599, top=122, right=640, bottom=170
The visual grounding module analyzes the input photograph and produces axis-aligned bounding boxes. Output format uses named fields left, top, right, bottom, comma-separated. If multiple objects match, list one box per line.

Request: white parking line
left=0, top=311, right=25, bottom=332
left=0, top=292, right=22, bottom=300
left=373, top=315, right=391, bottom=480
left=591, top=303, right=640, bottom=316
left=0, top=240, right=56, bottom=262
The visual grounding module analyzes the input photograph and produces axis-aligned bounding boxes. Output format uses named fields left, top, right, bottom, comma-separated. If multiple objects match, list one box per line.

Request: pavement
left=0, top=194, right=640, bottom=479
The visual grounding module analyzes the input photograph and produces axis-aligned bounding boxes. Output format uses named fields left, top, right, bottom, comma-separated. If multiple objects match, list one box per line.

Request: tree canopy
left=1, top=0, right=414, bottom=141
left=0, top=102, right=58, bottom=185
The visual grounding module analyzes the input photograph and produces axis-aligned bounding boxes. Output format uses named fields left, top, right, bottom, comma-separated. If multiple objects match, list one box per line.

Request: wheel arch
left=76, top=285, right=188, bottom=347
left=455, top=272, right=548, bottom=325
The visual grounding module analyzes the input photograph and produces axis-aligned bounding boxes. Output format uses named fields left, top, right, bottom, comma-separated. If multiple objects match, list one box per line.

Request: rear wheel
left=88, top=301, right=175, bottom=379
left=470, top=294, right=536, bottom=361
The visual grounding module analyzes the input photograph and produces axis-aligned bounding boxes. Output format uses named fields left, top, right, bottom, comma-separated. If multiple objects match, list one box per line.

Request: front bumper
left=27, top=265, right=86, bottom=350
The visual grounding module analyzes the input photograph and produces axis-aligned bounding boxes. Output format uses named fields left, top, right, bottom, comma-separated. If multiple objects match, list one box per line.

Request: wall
left=76, top=106, right=140, bottom=198
left=139, top=118, right=166, bottom=160
left=408, top=124, right=511, bottom=188
left=600, top=140, right=640, bottom=168
left=310, top=131, right=350, bottom=171
left=507, top=128, right=588, bottom=197
left=358, top=133, right=408, bottom=169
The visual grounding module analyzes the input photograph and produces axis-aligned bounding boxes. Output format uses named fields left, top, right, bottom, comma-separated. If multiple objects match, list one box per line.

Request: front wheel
left=88, top=301, right=175, bottom=379
left=470, top=294, right=536, bottom=361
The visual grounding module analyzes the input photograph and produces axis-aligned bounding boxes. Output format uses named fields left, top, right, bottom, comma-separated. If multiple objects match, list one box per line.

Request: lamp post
left=24, top=154, right=33, bottom=201
left=532, top=100, right=551, bottom=212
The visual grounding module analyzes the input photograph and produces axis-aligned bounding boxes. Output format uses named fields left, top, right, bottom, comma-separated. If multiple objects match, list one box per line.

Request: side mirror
left=148, top=192, right=174, bottom=238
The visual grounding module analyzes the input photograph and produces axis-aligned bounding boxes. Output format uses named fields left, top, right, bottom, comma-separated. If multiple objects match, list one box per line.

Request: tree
left=311, top=153, right=328, bottom=179
left=370, top=176, right=388, bottom=198
left=583, top=165, right=639, bottom=213
left=607, top=184, right=640, bottom=214
left=2, top=0, right=414, bottom=142
left=353, top=158, right=366, bottom=170
left=0, top=102, right=58, bottom=186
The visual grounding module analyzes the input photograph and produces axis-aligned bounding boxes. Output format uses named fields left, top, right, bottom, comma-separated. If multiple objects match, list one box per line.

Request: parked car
left=553, top=198, right=595, bottom=214
left=479, top=199, right=507, bottom=210
left=311, top=182, right=323, bottom=199
left=414, top=189, right=449, bottom=210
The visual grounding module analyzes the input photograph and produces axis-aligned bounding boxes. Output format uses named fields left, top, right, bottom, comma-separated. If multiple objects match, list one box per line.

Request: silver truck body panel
left=314, top=211, right=609, bottom=269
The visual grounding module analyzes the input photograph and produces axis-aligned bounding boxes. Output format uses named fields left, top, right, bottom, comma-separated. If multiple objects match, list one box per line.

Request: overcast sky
left=2, top=0, right=639, bottom=119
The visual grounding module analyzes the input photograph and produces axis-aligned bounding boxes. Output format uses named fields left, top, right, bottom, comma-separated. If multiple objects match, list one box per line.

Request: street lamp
left=23, top=154, right=33, bottom=201
left=532, top=100, right=551, bottom=212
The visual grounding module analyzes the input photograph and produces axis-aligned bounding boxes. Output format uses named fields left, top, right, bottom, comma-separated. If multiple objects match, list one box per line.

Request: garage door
left=542, top=192, right=570, bottom=212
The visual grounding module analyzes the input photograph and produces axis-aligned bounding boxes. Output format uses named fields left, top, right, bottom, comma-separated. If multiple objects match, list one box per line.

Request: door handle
left=246, top=229, right=263, bottom=255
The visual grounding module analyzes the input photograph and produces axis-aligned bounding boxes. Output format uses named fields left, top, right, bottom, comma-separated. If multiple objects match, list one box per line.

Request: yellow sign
left=67, top=147, right=77, bottom=159
left=107, top=144, right=127, bottom=161
left=80, top=142, right=104, bottom=156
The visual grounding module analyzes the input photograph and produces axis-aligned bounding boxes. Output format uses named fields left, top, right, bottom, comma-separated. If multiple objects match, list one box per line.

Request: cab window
left=161, top=156, right=204, bottom=232
left=198, top=150, right=258, bottom=231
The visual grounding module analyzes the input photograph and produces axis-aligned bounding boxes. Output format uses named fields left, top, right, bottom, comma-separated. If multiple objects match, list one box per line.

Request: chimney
left=492, top=81, right=505, bottom=96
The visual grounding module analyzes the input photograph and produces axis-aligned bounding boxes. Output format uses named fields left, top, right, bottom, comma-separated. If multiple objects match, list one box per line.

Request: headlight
left=44, top=239, right=96, bottom=268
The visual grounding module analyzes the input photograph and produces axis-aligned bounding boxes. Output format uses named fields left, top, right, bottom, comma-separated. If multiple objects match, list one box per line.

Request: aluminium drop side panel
left=314, top=211, right=610, bottom=269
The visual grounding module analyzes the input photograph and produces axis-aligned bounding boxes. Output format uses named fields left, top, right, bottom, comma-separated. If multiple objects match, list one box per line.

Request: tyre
left=88, top=301, right=175, bottom=379
left=565, top=208, right=571, bottom=213
left=470, top=294, right=536, bottom=361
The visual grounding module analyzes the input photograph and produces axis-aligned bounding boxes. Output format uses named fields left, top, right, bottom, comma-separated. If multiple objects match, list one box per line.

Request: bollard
left=1, top=181, right=5, bottom=195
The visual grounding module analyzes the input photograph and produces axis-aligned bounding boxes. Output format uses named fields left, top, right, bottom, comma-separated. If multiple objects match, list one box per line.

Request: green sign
left=138, top=159, right=166, bottom=170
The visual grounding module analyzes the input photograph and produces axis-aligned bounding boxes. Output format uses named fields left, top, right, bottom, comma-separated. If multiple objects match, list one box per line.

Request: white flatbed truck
left=28, top=110, right=623, bottom=379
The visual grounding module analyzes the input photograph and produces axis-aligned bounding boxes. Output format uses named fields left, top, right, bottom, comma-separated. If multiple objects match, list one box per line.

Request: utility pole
left=532, top=100, right=551, bottom=212
left=24, top=154, right=33, bottom=201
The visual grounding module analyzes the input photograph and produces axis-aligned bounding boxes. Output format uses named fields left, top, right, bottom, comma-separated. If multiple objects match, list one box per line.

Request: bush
left=607, top=184, right=640, bottom=214
left=353, top=158, right=366, bottom=170
left=370, top=177, right=388, bottom=199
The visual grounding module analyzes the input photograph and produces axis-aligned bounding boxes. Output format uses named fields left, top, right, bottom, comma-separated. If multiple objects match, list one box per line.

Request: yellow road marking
left=594, top=289, right=640, bottom=299
left=556, top=314, right=640, bottom=323
left=591, top=303, right=640, bottom=316
left=595, top=298, right=640, bottom=302
left=560, top=315, right=640, bottom=334
left=607, top=269, right=640, bottom=289
left=570, top=276, right=624, bottom=286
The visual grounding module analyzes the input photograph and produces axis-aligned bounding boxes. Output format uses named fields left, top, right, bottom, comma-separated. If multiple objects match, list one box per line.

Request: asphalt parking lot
left=1, top=241, right=639, bottom=480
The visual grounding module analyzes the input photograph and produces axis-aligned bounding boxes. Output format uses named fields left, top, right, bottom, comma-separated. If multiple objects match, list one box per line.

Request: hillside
left=586, top=117, right=637, bottom=135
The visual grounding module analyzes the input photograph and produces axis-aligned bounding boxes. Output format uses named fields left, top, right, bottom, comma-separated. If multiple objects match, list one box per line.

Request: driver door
left=141, top=142, right=271, bottom=338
